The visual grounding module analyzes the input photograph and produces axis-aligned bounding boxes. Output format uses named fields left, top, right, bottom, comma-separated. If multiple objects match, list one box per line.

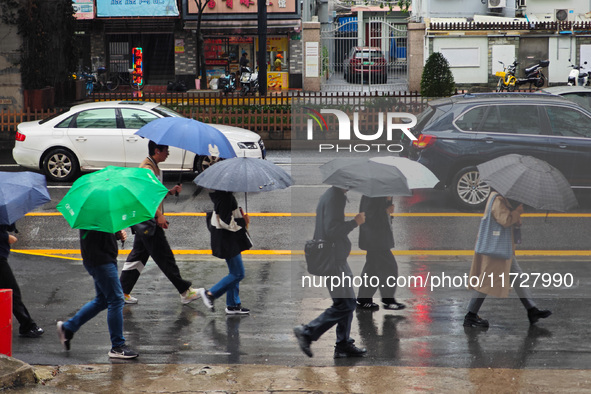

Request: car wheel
left=195, top=155, right=221, bottom=173
left=451, top=166, right=491, bottom=210
left=42, top=148, right=80, bottom=182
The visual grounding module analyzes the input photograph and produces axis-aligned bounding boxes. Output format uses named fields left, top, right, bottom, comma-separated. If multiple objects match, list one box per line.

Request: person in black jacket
left=199, top=191, right=252, bottom=315
left=57, top=229, right=138, bottom=359
left=293, top=186, right=367, bottom=358
left=356, top=196, right=405, bottom=311
left=0, top=224, right=44, bottom=338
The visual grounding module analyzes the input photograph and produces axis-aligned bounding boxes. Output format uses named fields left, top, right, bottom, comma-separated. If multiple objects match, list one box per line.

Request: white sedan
left=13, top=101, right=266, bottom=182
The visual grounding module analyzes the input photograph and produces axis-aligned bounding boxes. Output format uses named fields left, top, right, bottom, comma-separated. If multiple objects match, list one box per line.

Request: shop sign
left=206, top=60, right=229, bottom=66
left=305, top=42, right=319, bottom=78
left=97, top=0, right=179, bottom=17
left=73, top=0, right=94, bottom=20
left=189, top=0, right=296, bottom=15
left=267, top=72, right=288, bottom=90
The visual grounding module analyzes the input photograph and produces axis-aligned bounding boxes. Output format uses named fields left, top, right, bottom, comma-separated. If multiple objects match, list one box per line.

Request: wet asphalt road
left=3, top=149, right=591, bottom=371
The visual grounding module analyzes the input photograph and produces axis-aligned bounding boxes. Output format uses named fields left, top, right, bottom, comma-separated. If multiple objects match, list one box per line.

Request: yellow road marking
left=12, top=249, right=591, bottom=257
left=25, top=212, right=591, bottom=218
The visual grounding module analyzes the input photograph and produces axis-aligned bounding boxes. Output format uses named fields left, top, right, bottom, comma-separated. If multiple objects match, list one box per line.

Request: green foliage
left=420, top=52, right=456, bottom=97
left=14, top=0, right=78, bottom=89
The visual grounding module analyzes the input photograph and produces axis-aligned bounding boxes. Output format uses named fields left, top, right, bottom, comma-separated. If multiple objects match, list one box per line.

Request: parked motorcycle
left=218, top=72, right=237, bottom=95
left=567, top=60, right=589, bottom=86
left=240, top=66, right=259, bottom=96
left=495, top=60, right=549, bottom=92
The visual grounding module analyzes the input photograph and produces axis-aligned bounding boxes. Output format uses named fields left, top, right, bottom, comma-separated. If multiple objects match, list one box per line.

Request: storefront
left=93, top=1, right=179, bottom=85
left=183, top=0, right=301, bottom=89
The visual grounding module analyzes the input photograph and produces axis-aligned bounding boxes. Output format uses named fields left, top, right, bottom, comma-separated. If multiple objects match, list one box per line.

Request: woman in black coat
left=357, top=196, right=405, bottom=311
left=200, top=191, right=252, bottom=315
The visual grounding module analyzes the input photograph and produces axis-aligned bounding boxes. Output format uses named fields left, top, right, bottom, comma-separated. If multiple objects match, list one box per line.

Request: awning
left=184, top=19, right=301, bottom=34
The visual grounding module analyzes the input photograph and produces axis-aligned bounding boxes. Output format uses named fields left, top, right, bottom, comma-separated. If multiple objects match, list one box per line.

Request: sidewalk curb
left=0, top=354, right=36, bottom=390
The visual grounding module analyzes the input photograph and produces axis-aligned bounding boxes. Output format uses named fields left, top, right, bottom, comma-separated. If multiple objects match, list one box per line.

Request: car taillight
left=15, top=131, right=26, bottom=142
left=412, top=134, right=436, bottom=149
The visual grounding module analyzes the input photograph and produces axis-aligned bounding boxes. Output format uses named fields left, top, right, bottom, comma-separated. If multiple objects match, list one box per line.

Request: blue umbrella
left=135, top=117, right=236, bottom=159
left=0, top=171, right=51, bottom=225
left=193, top=157, right=293, bottom=211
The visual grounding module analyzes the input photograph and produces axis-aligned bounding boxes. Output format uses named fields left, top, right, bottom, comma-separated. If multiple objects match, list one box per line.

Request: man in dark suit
left=293, top=186, right=367, bottom=358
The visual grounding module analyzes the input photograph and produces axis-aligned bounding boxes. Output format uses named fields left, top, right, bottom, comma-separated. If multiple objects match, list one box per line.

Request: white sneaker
left=180, top=287, right=201, bottom=304
left=124, top=294, right=138, bottom=304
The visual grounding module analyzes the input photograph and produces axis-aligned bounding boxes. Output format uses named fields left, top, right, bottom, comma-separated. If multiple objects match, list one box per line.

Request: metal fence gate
left=320, top=17, right=408, bottom=93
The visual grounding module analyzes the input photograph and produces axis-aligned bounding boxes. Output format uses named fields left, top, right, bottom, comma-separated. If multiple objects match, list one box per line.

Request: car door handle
left=557, top=143, right=568, bottom=149
left=75, top=137, right=87, bottom=142
left=484, top=137, right=494, bottom=143
left=126, top=136, right=140, bottom=142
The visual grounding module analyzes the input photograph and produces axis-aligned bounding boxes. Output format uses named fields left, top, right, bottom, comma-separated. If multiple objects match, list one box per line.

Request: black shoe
left=225, top=304, right=250, bottom=315
left=199, top=288, right=215, bottom=312
left=463, top=313, right=489, bottom=328
left=293, top=325, right=313, bottom=357
left=108, top=344, right=139, bottom=359
left=356, top=300, right=379, bottom=310
left=56, top=321, right=73, bottom=351
left=334, top=343, right=367, bottom=358
left=528, top=307, right=552, bottom=325
left=19, top=324, right=44, bottom=338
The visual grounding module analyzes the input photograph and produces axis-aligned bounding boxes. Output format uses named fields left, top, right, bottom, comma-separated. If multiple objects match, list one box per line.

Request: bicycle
left=105, top=69, right=144, bottom=91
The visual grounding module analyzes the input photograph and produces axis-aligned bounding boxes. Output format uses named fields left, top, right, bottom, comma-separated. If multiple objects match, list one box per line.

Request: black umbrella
left=477, top=154, right=578, bottom=212
left=320, top=158, right=412, bottom=197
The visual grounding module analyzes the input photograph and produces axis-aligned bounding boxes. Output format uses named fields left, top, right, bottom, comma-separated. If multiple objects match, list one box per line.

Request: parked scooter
left=495, top=59, right=549, bottom=91
left=567, top=60, right=589, bottom=86
left=240, top=66, right=259, bottom=96
left=218, top=71, right=237, bottom=95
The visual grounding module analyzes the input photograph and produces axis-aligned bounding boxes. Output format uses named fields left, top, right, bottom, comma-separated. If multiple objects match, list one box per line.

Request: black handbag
left=304, top=239, right=336, bottom=276
left=131, top=218, right=157, bottom=237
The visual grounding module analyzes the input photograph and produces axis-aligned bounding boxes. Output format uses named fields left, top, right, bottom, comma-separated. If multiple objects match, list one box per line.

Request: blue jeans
left=63, top=262, right=125, bottom=348
left=209, top=253, right=245, bottom=307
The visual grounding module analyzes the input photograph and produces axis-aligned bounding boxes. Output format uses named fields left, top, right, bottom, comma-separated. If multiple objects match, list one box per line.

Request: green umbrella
left=57, top=166, right=169, bottom=233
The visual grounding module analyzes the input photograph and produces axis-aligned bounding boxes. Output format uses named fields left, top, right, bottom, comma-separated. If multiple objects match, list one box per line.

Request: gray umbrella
left=193, top=157, right=293, bottom=211
left=320, top=158, right=412, bottom=197
left=477, top=154, right=578, bottom=212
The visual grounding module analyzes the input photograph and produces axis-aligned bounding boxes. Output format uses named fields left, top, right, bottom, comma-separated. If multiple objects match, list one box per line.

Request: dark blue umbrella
left=0, top=171, right=51, bottom=225
left=193, top=157, right=293, bottom=211
left=135, top=117, right=236, bottom=159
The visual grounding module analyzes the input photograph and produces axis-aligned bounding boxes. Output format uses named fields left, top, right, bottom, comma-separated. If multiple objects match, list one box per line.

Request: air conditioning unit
left=555, top=9, right=575, bottom=22
left=517, top=0, right=526, bottom=8
left=488, top=0, right=506, bottom=9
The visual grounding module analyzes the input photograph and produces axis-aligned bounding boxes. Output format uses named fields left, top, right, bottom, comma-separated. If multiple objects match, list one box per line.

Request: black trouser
left=0, top=257, right=36, bottom=333
left=357, top=249, right=398, bottom=302
left=302, top=263, right=357, bottom=346
left=120, top=227, right=191, bottom=295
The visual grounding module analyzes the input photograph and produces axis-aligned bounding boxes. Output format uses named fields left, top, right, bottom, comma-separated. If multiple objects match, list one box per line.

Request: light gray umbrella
left=477, top=154, right=578, bottom=212
left=320, top=158, right=412, bottom=197
left=193, top=157, right=293, bottom=211
left=369, top=156, right=439, bottom=189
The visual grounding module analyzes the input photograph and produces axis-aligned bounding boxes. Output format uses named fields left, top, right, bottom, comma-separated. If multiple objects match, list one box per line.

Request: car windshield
left=153, top=105, right=184, bottom=118
left=355, top=51, right=383, bottom=59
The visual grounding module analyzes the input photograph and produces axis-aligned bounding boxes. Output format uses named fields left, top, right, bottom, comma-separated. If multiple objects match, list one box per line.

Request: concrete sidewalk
left=3, top=358, right=591, bottom=393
